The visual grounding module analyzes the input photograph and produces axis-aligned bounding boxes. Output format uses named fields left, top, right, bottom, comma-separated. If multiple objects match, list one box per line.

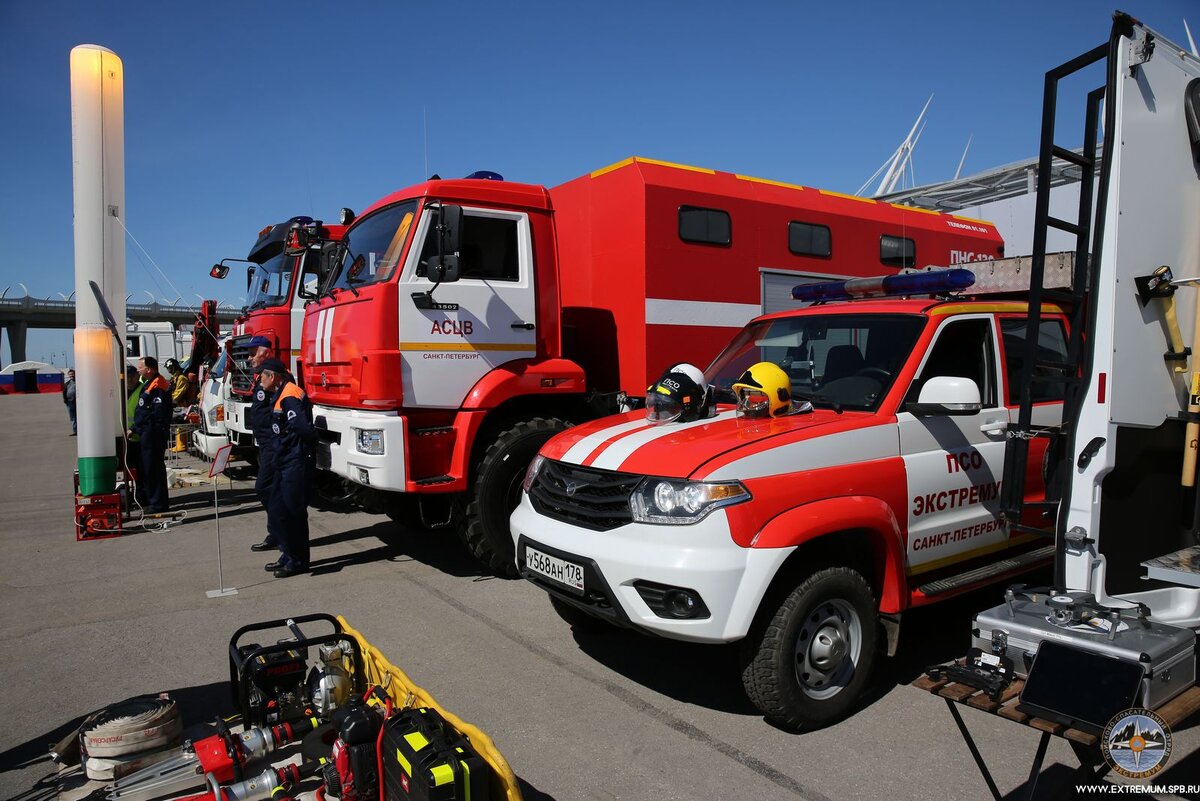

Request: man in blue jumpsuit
left=258, top=358, right=316, bottom=578
left=245, top=336, right=282, bottom=554
left=128, top=356, right=172, bottom=513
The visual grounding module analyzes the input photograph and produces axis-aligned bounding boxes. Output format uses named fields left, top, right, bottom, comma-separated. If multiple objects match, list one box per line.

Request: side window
left=880, top=235, right=915, bottom=268
left=906, top=318, right=996, bottom=408
left=1000, top=318, right=1069, bottom=404
left=126, top=337, right=142, bottom=358
left=678, top=206, right=731, bottom=246
left=418, top=212, right=521, bottom=281
left=788, top=221, right=832, bottom=258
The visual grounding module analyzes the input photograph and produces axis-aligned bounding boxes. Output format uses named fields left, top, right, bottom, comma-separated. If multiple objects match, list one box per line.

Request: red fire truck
left=212, top=217, right=345, bottom=455
left=302, top=157, right=1004, bottom=574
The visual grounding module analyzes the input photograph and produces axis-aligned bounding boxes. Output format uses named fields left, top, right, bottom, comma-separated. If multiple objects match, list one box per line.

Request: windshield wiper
left=793, top=392, right=842, bottom=414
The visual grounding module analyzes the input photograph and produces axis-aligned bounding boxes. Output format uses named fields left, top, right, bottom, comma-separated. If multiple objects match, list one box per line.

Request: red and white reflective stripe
left=585, top=410, right=740, bottom=471
left=313, top=308, right=336, bottom=364
left=699, top=424, right=898, bottom=481
left=561, top=417, right=652, bottom=464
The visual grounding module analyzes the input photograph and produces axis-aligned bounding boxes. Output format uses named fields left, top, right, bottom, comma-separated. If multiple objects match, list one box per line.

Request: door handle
left=511, top=322, right=535, bottom=330
left=979, top=420, right=1008, bottom=436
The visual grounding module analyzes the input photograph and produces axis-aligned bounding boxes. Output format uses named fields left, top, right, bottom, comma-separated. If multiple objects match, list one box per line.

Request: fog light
left=356, top=467, right=370, bottom=485
left=355, top=428, right=384, bottom=455
left=664, top=589, right=701, bottom=619
left=633, top=580, right=710, bottom=620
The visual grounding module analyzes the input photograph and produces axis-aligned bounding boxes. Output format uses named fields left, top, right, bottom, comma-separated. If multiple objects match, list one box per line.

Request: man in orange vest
left=128, top=356, right=172, bottom=513
left=258, top=358, right=315, bottom=578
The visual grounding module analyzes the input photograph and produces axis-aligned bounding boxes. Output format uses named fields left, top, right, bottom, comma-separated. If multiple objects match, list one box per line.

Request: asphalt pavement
left=1, top=393, right=1197, bottom=800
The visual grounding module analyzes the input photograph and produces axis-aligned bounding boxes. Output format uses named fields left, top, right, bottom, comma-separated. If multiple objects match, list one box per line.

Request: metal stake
left=206, top=473, right=237, bottom=598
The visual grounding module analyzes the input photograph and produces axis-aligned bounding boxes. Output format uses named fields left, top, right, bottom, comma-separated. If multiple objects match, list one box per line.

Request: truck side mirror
left=210, top=264, right=229, bottom=279
left=429, top=255, right=460, bottom=284
left=907, top=376, right=983, bottom=416
left=424, top=204, right=463, bottom=285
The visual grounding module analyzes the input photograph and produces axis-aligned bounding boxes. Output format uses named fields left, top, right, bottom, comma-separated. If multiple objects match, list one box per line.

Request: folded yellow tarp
left=337, top=616, right=523, bottom=801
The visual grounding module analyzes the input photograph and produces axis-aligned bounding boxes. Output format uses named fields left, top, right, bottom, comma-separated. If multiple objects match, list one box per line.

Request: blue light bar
left=464, top=170, right=504, bottom=181
left=792, top=269, right=976, bottom=302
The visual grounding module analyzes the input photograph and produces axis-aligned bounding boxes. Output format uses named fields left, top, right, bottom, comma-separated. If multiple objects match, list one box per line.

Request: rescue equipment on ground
left=645, top=363, right=713, bottom=425
left=323, top=693, right=385, bottom=801
left=104, top=718, right=319, bottom=801
left=173, top=760, right=326, bottom=801
left=50, top=694, right=181, bottom=781
left=228, top=614, right=363, bottom=729
left=731, top=362, right=792, bottom=418
left=382, top=706, right=490, bottom=801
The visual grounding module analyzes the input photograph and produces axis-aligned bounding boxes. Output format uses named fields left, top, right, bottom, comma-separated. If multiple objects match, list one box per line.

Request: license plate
left=525, top=546, right=585, bottom=594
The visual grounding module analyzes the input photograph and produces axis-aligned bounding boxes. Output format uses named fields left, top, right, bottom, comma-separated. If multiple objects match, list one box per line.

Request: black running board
left=413, top=475, right=454, bottom=486
left=917, top=545, right=1055, bottom=597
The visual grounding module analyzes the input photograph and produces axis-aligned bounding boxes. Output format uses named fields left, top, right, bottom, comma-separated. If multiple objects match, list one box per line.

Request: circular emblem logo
left=271, top=423, right=280, bottom=434
left=564, top=480, right=578, bottom=497
left=1101, top=708, right=1172, bottom=779
left=256, top=390, right=265, bottom=401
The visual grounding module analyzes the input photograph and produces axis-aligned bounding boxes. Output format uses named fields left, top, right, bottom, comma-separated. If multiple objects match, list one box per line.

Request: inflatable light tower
left=70, top=45, right=126, bottom=511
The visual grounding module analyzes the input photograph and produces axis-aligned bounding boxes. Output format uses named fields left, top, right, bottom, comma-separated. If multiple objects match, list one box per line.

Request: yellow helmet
left=732, top=362, right=792, bottom=418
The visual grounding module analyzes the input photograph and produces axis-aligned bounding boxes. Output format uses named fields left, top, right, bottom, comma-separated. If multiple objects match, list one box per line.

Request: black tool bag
left=381, top=707, right=490, bottom=801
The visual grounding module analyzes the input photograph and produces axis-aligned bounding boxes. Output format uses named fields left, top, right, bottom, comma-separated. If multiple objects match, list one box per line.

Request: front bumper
left=191, top=430, right=229, bottom=460
left=510, top=493, right=793, bottom=643
left=313, top=404, right=407, bottom=491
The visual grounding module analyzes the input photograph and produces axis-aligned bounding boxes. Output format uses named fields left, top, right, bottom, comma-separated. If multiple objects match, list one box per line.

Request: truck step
left=414, top=475, right=454, bottom=486
left=917, top=545, right=1055, bottom=597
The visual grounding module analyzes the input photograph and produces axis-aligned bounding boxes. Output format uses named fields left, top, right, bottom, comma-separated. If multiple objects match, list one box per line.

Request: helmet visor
left=646, top=392, right=683, bottom=424
left=735, top=389, right=771, bottom=418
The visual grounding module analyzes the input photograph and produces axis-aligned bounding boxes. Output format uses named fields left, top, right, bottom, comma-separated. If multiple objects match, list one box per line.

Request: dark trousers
left=270, top=459, right=311, bottom=568
left=255, top=445, right=279, bottom=546
left=125, top=440, right=145, bottom=505
left=67, top=402, right=76, bottom=434
left=138, top=435, right=169, bottom=511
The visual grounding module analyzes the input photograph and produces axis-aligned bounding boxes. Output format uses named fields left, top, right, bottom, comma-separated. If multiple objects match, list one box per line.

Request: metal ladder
left=997, top=31, right=1118, bottom=584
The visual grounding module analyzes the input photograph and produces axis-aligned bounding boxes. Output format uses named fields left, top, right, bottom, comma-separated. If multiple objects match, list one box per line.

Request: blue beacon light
left=792, top=269, right=976, bottom=302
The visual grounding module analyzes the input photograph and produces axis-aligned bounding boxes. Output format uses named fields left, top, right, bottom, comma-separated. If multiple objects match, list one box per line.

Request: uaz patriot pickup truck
left=511, top=267, right=1068, bottom=729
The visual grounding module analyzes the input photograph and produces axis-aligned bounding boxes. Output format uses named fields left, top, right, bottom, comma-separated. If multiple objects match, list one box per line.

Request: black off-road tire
left=457, top=417, right=568, bottom=577
left=548, top=595, right=612, bottom=633
left=740, top=566, right=879, bottom=731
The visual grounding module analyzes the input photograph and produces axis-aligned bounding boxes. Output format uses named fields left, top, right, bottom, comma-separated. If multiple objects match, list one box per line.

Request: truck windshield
left=245, top=252, right=294, bottom=310
left=706, top=313, right=925, bottom=412
left=327, top=200, right=418, bottom=292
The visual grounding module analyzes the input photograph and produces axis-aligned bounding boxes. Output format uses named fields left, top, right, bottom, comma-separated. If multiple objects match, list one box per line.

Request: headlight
left=355, top=428, right=384, bottom=455
left=630, top=478, right=749, bottom=524
left=522, top=454, right=545, bottom=493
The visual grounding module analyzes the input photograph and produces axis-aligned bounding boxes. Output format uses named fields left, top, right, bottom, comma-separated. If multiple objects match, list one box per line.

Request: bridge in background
left=0, top=296, right=241, bottom=366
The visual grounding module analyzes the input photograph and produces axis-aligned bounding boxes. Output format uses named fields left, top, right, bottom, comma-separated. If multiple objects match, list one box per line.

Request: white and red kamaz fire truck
left=212, top=217, right=345, bottom=456
left=302, top=157, right=1003, bottom=574
left=512, top=264, right=1073, bottom=729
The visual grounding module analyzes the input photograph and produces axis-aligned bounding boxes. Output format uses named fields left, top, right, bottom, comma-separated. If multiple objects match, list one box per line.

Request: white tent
left=0, top=361, right=64, bottom=375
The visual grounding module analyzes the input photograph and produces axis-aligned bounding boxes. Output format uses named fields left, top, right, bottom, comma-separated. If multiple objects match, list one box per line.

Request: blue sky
left=1, top=0, right=1196, bottom=364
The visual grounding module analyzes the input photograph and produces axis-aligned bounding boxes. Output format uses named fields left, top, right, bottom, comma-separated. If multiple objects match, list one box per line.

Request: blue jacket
left=249, top=375, right=277, bottom=447
left=132, top=375, right=172, bottom=440
left=271, top=381, right=316, bottom=463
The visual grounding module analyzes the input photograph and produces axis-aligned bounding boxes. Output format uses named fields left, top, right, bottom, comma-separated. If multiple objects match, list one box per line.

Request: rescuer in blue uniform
left=128, top=356, right=172, bottom=513
left=258, top=358, right=315, bottom=578
left=245, top=336, right=281, bottom=554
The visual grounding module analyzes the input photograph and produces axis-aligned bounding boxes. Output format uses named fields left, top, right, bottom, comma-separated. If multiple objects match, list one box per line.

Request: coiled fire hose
left=51, top=694, right=180, bottom=765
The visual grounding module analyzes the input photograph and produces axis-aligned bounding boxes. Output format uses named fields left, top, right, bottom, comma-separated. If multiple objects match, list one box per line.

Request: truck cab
left=511, top=267, right=1070, bottom=729
left=218, top=217, right=345, bottom=452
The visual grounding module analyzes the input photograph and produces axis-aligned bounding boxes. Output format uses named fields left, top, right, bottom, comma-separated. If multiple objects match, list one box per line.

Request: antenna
left=954, top=134, right=973, bottom=180
left=423, top=105, right=429, bottom=178
left=1186, top=19, right=1198, bottom=57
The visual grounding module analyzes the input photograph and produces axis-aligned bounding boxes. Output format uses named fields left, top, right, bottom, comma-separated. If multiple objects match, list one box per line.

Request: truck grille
left=528, top=461, right=641, bottom=531
left=228, top=336, right=255, bottom=395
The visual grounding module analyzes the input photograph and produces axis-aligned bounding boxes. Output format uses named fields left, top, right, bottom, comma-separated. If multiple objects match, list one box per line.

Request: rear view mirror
left=429, top=256, right=460, bottom=284
left=210, top=264, right=229, bottom=279
left=246, top=265, right=257, bottom=292
left=907, top=376, right=982, bottom=416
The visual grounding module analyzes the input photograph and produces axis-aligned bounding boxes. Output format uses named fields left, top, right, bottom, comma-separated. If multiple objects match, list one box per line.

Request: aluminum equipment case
left=971, top=590, right=1196, bottom=709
